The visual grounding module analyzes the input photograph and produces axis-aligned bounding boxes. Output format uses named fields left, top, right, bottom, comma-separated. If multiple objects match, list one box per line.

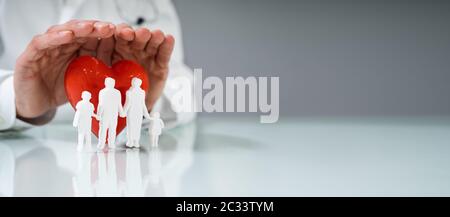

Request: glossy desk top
left=1, top=116, right=450, bottom=196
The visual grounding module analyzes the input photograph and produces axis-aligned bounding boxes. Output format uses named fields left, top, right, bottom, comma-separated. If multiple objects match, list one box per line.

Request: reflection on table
left=0, top=121, right=196, bottom=197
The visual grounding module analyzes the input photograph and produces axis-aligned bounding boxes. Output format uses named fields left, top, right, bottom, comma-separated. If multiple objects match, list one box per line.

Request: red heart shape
left=65, top=56, right=149, bottom=138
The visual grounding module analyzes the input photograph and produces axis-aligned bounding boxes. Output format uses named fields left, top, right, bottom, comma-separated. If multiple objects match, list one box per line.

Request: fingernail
left=77, top=22, right=89, bottom=28
left=94, top=22, right=107, bottom=29
left=59, top=31, right=72, bottom=36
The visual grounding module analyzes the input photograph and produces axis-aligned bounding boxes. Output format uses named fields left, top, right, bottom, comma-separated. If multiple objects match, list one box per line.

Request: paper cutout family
left=72, top=77, right=164, bottom=152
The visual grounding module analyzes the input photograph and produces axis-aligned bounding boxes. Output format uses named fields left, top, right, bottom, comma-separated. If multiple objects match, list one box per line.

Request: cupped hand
left=14, top=20, right=175, bottom=125
left=14, top=20, right=115, bottom=124
left=112, top=23, right=175, bottom=111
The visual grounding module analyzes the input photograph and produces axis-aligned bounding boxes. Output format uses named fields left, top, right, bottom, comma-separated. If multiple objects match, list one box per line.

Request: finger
left=114, top=23, right=135, bottom=46
left=47, top=20, right=95, bottom=37
left=21, top=31, right=74, bottom=62
left=145, top=29, right=165, bottom=57
left=78, top=37, right=99, bottom=56
left=97, top=36, right=115, bottom=66
left=156, top=34, right=175, bottom=68
left=113, top=23, right=135, bottom=62
left=91, top=21, right=115, bottom=38
left=60, top=43, right=82, bottom=55
left=48, top=20, right=115, bottom=39
left=130, top=28, right=151, bottom=50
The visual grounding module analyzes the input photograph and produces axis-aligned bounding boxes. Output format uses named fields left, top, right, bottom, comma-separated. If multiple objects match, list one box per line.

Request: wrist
left=16, top=108, right=56, bottom=126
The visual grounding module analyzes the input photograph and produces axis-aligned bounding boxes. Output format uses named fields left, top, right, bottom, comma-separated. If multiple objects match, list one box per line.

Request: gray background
left=173, top=0, right=450, bottom=117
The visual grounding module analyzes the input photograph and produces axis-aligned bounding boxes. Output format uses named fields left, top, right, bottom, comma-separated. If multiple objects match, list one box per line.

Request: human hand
left=111, top=24, right=175, bottom=111
left=14, top=20, right=115, bottom=125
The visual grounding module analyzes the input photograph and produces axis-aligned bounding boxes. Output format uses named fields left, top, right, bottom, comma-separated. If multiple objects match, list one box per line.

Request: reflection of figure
left=121, top=78, right=150, bottom=148
left=0, top=120, right=196, bottom=197
left=73, top=91, right=97, bottom=152
left=95, top=151, right=120, bottom=196
left=72, top=153, right=94, bottom=196
left=148, top=112, right=165, bottom=147
left=97, top=78, right=123, bottom=149
left=123, top=149, right=144, bottom=196
left=147, top=147, right=162, bottom=186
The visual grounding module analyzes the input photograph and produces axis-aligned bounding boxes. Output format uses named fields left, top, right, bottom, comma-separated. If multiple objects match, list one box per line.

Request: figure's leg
left=149, top=134, right=154, bottom=146
left=134, top=130, right=141, bottom=148
left=86, top=132, right=92, bottom=151
left=134, top=118, right=143, bottom=148
left=77, top=133, right=84, bottom=152
left=151, top=135, right=158, bottom=147
left=126, top=129, right=132, bottom=148
left=98, top=123, right=107, bottom=149
left=108, top=120, right=117, bottom=149
left=126, top=118, right=132, bottom=148
left=155, top=135, right=159, bottom=147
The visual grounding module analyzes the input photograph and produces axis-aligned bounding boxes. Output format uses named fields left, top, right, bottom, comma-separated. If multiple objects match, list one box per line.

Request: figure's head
left=131, top=77, right=142, bottom=87
left=150, top=112, right=160, bottom=118
left=105, top=77, right=115, bottom=88
left=81, top=91, right=91, bottom=101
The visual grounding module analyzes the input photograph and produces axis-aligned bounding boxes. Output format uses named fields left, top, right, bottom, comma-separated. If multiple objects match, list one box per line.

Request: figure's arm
left=97, top=92, right=104, bottom=118
left=160, top=119, right=165, bottom=129
left=73, top=111, right=80, bottom=127
left=118, top=92, right=124, bottom=116
left=90, top=105, right=99, bottom=120
left=142, top=92, right=151, bottom=119
left=121, top=91, right=130, bottom=117
left=73, top=104, right=80, bottom=127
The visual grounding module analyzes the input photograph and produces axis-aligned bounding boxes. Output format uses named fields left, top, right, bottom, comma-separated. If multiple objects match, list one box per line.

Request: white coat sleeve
left=0, top=24, right=30, bottom=131
left=0, top=72, right=15, bottom=131
left=0, top=72, right=32, bottom=132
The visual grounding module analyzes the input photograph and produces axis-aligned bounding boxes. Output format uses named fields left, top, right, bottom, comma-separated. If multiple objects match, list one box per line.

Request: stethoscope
left=59, top=0, right=159, bottom=26
left=114, top=0, right=159, bottom=26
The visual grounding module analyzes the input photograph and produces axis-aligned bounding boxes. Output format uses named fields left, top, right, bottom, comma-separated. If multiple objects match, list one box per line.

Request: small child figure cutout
left=73, top=91, right=97, bottom=152
left=148, top=112, right=164, bottom=147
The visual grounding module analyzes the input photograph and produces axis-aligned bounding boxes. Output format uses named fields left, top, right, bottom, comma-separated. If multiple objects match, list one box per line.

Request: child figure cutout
left=73, top=91, right=97, bottom=152
left=121, top=78, right=151, bottom=148
left=97, top=77, right=123, bottom=150
left=148, top=112, right=164, bottom=147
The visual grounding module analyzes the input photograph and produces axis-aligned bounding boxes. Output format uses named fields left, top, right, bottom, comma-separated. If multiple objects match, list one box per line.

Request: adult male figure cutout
left=73, top=91, right=97, bottom=152
left=97, top=77, right=123, bottom=149
left=122, top=78, right=151, bottom=148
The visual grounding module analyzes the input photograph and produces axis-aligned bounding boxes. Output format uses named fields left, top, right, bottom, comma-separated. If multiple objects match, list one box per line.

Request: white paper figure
left=121, top=78, right=151, bottom=148
left=97, top=78, right=123, bottom=149
left=73, top=91, right=97, bottom=152
left=148, top=112, right=165, bottom=147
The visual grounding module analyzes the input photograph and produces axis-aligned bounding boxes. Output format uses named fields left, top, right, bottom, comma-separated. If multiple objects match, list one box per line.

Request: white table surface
left=1, top=116, right=450, bottom=197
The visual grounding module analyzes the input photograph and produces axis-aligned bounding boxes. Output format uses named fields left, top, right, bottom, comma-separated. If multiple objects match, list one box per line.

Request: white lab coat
left=0, top=0, right=195, bottom=131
